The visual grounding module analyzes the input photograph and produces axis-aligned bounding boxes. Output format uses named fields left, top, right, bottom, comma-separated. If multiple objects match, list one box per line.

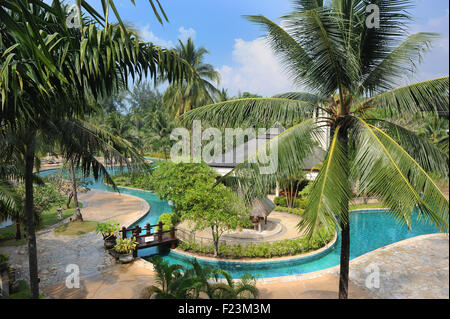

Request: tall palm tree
left=162, top=38, right=221, bottom=116
left=0, top=1, right=189, bottom=299
left=144, top=109, right=177, bottom=159
left=183, top=0, right=449, bottom=299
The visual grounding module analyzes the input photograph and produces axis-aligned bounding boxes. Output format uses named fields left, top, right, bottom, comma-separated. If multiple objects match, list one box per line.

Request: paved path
left=179, top=211, right=305, bottom=243
left=0, top=190, right=148, bottom=290
left=256, top=233, right=449, bottom=299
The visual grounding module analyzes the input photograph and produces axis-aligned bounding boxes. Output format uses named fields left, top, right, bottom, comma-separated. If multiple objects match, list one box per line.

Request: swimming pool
left=40, top=168, right=441, bottom=278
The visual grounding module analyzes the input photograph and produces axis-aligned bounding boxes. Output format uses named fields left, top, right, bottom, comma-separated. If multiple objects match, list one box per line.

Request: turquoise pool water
left=39, top=168, right=441, bottom=278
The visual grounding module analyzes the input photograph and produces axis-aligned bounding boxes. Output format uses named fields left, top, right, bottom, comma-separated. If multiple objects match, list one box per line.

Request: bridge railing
left=120, top=221, right=177, bottom=244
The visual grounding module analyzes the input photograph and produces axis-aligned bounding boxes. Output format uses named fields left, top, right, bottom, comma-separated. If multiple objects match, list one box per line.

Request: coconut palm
left=0, top=1, right=189, bottom=299
left=162, top=38, right=221, bottom=116
left=417, top=113, right=449, bottom=144
left=144, top=109, right=177, bottom=159
left=183, top=0, right=449, bottom=299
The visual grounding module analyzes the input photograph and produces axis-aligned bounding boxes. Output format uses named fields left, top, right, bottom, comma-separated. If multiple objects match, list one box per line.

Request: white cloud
left=178, top=26, right=196, bottom=42
left=138, top=25, right=174, bottom=48
left=218, top=38, right=298, bottom=97
left=138, top=25, right=197, bottom=48
left=409, top=8, right=449, bottom=82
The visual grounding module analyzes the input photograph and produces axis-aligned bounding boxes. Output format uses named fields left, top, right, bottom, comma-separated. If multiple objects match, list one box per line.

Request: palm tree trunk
left=15, top=222, right=21, bottom=240
left=70, top=159, right=83, bottom=221
left=338, top=125, right=350, bottom=299
left=24, top=130, right=39, bottom=299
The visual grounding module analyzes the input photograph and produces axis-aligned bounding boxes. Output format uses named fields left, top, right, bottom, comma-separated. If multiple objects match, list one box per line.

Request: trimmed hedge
left=273, top=197, right=307, bottom=209
left=178, top=227, right=334, bottom=259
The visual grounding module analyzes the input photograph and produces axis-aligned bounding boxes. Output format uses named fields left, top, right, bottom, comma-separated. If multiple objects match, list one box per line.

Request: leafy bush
left=273, top=196, right=287, bottom=207
left=96, top=220, right=120, bottom=239
left=274, top=197, right=307, bottom=209
left=179, top=227, right=334, bottom=258
left=156, top=212, right=175, bottom=231
left=0, top=253, right=9, bottom=264
left=274, top=206, right=305, bottom=216
left=114, top=237, right=138, bottom=254
left=16, top=183, right=65, bottom=216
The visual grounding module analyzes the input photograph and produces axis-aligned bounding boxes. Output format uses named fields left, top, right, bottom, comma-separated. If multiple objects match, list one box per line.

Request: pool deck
left=2, top=190, right=448, bottom=299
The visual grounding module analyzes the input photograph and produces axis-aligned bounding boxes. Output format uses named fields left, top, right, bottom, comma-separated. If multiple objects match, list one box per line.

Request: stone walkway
left=0, top=190, right=148, bottom=290
left=178, top=211, right=304, bottom=243
left=256, top=233, right=449, bottom=299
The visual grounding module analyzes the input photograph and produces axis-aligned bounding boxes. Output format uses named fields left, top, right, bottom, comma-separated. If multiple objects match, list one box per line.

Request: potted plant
left=114, top=237, right=138, bottom=264
left=96, top=221, right=120, bottom=249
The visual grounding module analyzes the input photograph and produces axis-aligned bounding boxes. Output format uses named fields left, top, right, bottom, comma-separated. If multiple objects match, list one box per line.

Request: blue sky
left=91, top=0, right=449, bottom=97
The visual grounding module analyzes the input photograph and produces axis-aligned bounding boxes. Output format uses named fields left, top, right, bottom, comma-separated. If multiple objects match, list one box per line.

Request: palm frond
left=360, top=33, right=440, bottom=94
left=219, top=119, right=319, bottom=202
left=372, top=119, right=449, bottom=179
left=358, top=77, right=449, bottom=116
left=0, top=179, right=20, bottom=216
left=182, top=98, right=315, bottom=127
left=353, top=117, right=449, bottom=232
left=299, top=126, right=352, bottom=238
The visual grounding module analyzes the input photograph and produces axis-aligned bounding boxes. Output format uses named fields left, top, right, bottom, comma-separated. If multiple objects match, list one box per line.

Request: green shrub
left=179, top=227, right=334, bottom=259
left=156, top=212, right=175, bottom=231
left=0, top=253, right=9, bottom=264
left=273, top=196, right=287, bottom=206
left=295, top=198, right=308, bottom=209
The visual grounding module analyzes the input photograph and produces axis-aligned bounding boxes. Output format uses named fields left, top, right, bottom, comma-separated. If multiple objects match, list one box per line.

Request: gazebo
left=250, top=197, right=276, bottom=232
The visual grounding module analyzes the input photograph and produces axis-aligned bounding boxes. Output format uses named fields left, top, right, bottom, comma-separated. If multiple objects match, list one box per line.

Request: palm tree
left=162, top=38, right=221, bottom=116
left=145, top=256, right=199, bottom=299
left=0, top=1, right=189, bottom=299
left=183, top=0, right=449, bottom=299
left=144, top=109, right=177, bottom=159
left=145, top=257, right=259, bottom=299
left=418, top=113, right=449, bottom=144
left=216, top=88, right=231, bottom=102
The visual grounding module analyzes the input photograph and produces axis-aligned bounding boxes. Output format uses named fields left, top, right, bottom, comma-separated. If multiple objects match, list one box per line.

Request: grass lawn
left=9, top=280, right=45, bottom=299
left=0, top=202, right=82, bottom=247
left=54, top=220, right=98, bottom=236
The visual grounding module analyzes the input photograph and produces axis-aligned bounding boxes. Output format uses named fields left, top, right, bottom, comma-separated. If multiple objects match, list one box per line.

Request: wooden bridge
left=120, top=222, right=179, bottom=257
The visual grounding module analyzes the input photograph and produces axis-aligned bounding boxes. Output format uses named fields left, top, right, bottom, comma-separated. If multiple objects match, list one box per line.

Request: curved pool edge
left=79, top=189, right=151, bottom=229
left=169, top=230, right=338, bottom=264
left=254, top=233, right=448, bottom=284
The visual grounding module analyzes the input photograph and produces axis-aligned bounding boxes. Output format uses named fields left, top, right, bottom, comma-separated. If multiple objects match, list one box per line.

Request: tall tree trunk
left=70, top=159, right=83, bottom=221
left=15, top=222, right=21, bottom=240
left=24, top=131, right=39, bottom=299
left=338, top=124, right=350, bottom=299
left=211, top=226, right=219, bottom=257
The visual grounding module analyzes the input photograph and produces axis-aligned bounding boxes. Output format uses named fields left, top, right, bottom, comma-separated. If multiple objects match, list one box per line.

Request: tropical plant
left=96, top=221, right=121, bottom=240
left=144, top=109, right=177, bottom=159
left=144, top=256, right=259, bottom=299
left=114, top=237, right=138, bottom=254
left=182, top=0, right=449, bottom=299
left=162, top=38, right=220, bottom=116
left=145, top=256, right=197, bottom=299
left=180, top=179, right=248, bottom=257
left=417, top=113, right=449, bottom=144
left=0, top=1, right=189, bottom=299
